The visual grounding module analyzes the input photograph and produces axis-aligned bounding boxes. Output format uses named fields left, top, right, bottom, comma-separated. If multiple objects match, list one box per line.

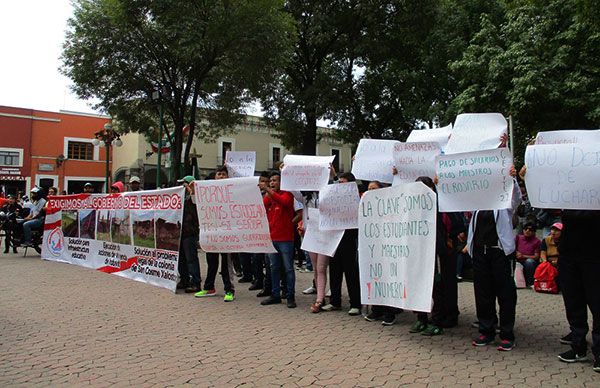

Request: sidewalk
left=0, top=252, right=598, bottom=387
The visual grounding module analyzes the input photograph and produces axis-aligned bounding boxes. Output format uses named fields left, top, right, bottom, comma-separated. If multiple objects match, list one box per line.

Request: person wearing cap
left=110, top=181, right=125, bottom=194
left=515, top=222, right=542, bottom=286
left=1, top=195, right=22, bottom=253
left=21, top=187, right=47, bottom=247
left=540, top=222, right=562, bottom=268
left=129, top=176, right=141, bottom=192
left=83, top=183, right=94, bottom=194
left=176, top=175, right=202, bottom=293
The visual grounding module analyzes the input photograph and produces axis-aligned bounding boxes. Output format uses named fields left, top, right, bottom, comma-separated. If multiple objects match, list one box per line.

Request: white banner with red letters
left=41, top=187, right=185, bottom=292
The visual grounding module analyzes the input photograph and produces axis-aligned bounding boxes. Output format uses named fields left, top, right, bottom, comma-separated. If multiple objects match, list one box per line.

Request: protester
left=195, top=166, right=236, bottom=302
left=252, top=172, right=272, bottom=296
left=129, top=176, right=142, bottom=191
left=21, top=187, right=47, bottom=248
left=110, top=181, right=125, bottom=194
left=176, top=175, right=202, bottom=294
left=1, top=195, right=22, bottom=253
left=83, top=183, right=94, bottom=194
left=515, top=222, right=542, bottom=286
left=260, top=171, right=297, bottom=308
left=540, top=222, right=561, bottom=267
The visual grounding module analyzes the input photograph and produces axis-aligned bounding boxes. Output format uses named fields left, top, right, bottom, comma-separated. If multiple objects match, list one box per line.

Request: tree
left=62, top=0, right=294, bottom=181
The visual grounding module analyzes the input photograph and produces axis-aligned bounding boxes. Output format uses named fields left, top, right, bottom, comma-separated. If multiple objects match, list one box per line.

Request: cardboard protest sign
left=195, top=177, right=276, bottom=253
left=358, top=182, right=437, bottom=312
left=351, top=139, right=399, bottom=184
left=436, top=148, right=514, bottom=212
left=301, top=208, right=345, bottom=257
left=534, top=129, right=600, bottom=145
left=392, top=142, right=441, bottom=185
left=225, top=151, right=256, bottom=177
left=318, top=182, right=360, bottom=230
left=444, top=113, right=507, bottom=154
left=525, top=144, right=600, bottom=210
left=280, top=154, right=335, bottom=191
left=42, top=187, right=185, bottom=292
left=406, top=124, right=452, bottom=150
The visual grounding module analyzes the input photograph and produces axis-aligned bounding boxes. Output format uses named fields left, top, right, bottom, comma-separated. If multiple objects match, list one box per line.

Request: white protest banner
left=195, top=176, right=276, bottom=253
left=301, top=208, right=344, bottom=256
left=436, top=148, right=514, bottom=212
left=318, top=182, right=360, bottom=230
left=42, top=187, right=185, bottom=292
left=534, top=129, right=600, bottom=145
left=280, top=154, right=335, bottom=191
left=525, top=144, right=600, bottom=210
left=351, top=139, right=399, bottom=183
left=358, top=182, right=437, bottom=311
left=444, top=113, right=507, bottom=154
left=406, top=124, right=452, bottom=150
left=225, top=151, right=256, bottom=177
left=392, top=142, right=441, bottom=185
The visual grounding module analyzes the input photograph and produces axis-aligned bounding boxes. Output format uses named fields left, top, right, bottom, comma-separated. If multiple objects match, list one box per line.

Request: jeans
left=22, top=218, right=43, bottom=245
left=205, top=252, right=235, bottom=293
left=179, top=236, right=201, bottom=288
left=252, top=253, right=266, bottom=288
left=520, top=258, right=538, bottom=286
left=268, top=241, right=295, bottom=300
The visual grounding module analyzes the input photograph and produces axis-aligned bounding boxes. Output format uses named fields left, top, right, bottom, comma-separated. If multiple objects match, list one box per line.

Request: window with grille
left=0, top=150, right=21, bottom=166
left=68, top=141, right=94, bottom=160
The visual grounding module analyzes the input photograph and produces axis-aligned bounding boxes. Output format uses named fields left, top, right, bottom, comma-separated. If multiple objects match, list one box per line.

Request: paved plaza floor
left=1, top=251, right=598, bottom=387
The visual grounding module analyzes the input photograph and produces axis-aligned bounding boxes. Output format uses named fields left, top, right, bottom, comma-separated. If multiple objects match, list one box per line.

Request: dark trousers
left=372, top=305, right=400, bottom=320
left=329, top=229, right=361, bottom=308
left=178, top=236, right=201, bottom=288
left=560, top=255, right=600, bottom=357
left=252, top=253, right=266, bottom=289
left=3, top=229, right=17, bottom=253
left=239, top=252, right=254, bottom=280
left=416, top=252, right=459, bottom=327
left=472, top=247, right=517, bottom=341
left=204, top=252, right=234, bottom=293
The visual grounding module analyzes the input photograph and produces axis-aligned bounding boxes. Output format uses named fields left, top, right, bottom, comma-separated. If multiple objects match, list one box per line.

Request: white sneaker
left=325, top=289, right=331, bottom=297
left=348, top=307, right=361, bottom=316
left=321, top=304, right=341, bottom=311
left=302, top=286, right=316, bottom=295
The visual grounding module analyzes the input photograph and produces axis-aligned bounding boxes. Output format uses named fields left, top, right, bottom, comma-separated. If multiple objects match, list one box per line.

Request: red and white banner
left=41, top=187, right=185, bottom=292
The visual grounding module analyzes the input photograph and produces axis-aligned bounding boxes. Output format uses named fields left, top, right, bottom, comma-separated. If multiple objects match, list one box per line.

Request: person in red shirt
left=260, top=171, right=297, bottom=308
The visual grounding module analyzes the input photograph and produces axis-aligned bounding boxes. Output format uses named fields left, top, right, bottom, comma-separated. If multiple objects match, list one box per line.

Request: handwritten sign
left=351, top=139, right=399, bottom=183
left=301, top=208, right=345, bottom=256
left=225, top=151, right=256, bottom=177
left=318, top=182, right=360, bottom=230
left=444, top=113, right=507, bottom=154
left=392, top=142, right=441, bottom=185
left=525, top=144, right=600, bottom=210
left=194, top=177, right=276, bottom=253
left=406, top=124, right=452, bottom=150
left=534, top=129, right=600, bottom=145
left=280, top=154, right=334, bottom=191
left=436, top=148, right=514, bottom=212
left=358, top=182, right=437, bottom=312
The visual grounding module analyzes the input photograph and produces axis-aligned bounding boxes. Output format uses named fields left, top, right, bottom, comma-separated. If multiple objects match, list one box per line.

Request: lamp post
left=92, top=123, right=122, bottom=192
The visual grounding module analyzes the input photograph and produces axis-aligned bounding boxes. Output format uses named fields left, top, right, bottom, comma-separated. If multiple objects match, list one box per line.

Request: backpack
left=533, top=261, right=558, bottom=294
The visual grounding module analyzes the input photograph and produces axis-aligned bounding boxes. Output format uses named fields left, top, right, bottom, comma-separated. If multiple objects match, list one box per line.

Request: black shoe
left=176, top=282, right=189, bottom=290
left=261, top=296, right=281, bottom=305
left=12, top=248, right=17, bottom=253
left=256, top=290, right=271, bottom=297
left=248, top=283, right=262, bottom=291
left=594, top=358, right=600, bottom=373
left=287, top=298, right=297, bottom=308
left=558, top=349, right=588, bottom=363
left=560, top=333, right=573, bottom=345
left=184, top=286, right=201, bottom=293
left=382, top=314, right=396, bottom=326
left=3, top=250, right=8, bottom=254
left=364, top=312, right=384, bottom=322
left=238, top=277, right=253, bottom=283
left=280, top=292, right=287, bottom=300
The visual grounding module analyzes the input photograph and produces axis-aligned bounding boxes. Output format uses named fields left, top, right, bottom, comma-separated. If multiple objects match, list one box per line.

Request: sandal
left=310, top=301, right=323, bottom=313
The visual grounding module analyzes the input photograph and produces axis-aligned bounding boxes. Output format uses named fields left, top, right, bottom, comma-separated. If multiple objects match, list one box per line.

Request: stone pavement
left=0, top=251, right=598, bottom=387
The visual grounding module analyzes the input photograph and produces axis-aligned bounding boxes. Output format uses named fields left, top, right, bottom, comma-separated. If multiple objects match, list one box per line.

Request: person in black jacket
left=1, top=195, right=22, bottom=253
left=177, top=175, right=202, bottom=293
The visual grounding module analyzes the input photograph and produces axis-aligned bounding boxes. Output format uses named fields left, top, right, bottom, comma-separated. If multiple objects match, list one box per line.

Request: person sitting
left=541, top=222, right=561, bottom=268
left=21, top=187, right=47, bottom=247
left=515, top=222, right=542, bottom=286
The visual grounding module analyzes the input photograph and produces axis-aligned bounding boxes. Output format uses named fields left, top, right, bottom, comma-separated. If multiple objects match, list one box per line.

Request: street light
left=92, top=123, right=122, bottom=192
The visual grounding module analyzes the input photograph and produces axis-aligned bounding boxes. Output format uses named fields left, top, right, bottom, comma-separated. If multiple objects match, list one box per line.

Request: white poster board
left=225, top=151, right=256, bottom=177
left=301, top=208, right=344, bottom=257
left=524, top=144, right=600, bottom=210
left=406, top=124, right=452, bottom=150
left=194, top=177, right=276, bottom=253
left=534, top=129, right=600, bottom=145
left=444, top=113, right=507, bottom=154
left=358, top=182, right=437, bottom=312
left=318, top=182, right=360, bottom=230
left=351, top=139, right=399, bottom=183
left=280, top=154, right=334, bottom=191
left=436, top=148, right=514, bottom=212
left=392, top=142, right=441, bottom=185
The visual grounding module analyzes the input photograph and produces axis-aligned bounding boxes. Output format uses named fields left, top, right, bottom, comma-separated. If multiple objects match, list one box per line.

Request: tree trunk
left=302, top=108, right=318, bottom=156
left=184, top=87, right=199, bottom=176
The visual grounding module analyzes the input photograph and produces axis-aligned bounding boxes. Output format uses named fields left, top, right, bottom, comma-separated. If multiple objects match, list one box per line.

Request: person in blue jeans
left=21, top=187, right=46, bottom=247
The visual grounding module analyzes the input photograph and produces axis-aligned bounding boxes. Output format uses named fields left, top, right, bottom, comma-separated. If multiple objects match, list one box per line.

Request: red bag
left=533, top=261, right=559, bottom=294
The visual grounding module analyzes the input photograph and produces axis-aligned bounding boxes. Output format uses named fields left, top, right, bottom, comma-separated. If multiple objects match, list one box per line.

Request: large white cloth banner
left=42, top=187, right=185, bottom=292
left=318, top=182, right=360, bottom=230
left=358, top=183, right=437, bottom=312
left=406, top=124, right=452, bottom=151
left=444, top=113, right=507, bottom=154
left=351, top=139, right=399, bottom=183
left=534, top=129, right=600, bottom=145
left=525, top=144, right=600, bottom=210
left=225, top=151, right=256, bottom=177
left=195, top=177, right=276, bottom=253
left=392, top=142, right=441, bottom=185
left=280, top=154, right=335, bottom=191
left=301, top=208, right=345, bottom=256
left=436, top=148, right=514, bottom=212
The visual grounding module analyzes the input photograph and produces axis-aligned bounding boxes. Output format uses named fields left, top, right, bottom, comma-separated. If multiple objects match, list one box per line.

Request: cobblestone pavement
left=1, top=251, right=598, bottom=387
